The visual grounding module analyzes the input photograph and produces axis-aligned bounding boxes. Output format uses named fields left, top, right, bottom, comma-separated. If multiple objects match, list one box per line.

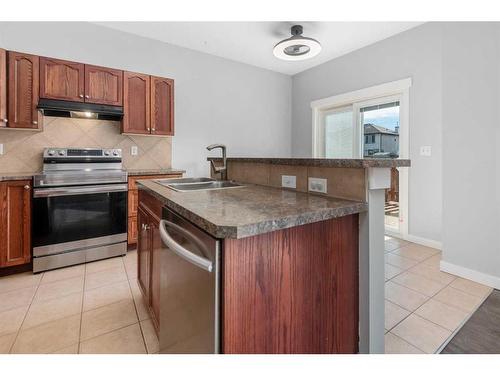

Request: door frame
left=311, top=78, right=411, bottom=238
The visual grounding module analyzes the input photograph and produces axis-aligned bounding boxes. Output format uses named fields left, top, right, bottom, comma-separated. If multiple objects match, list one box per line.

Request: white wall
left=291, top=23, right=443, bottom=243
left=441, top=22, right=500, bottom=285
left=0, top=22, right=292, bottom=177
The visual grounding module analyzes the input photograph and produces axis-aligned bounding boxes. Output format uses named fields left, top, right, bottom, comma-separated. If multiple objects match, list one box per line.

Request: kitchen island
left=136, top=157, right=410, bottom=354
left=138, top=181, right=366, bottom=354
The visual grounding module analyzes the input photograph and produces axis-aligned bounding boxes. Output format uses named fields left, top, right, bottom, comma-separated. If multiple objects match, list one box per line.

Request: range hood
left=37, top=99, right=123, bottom=121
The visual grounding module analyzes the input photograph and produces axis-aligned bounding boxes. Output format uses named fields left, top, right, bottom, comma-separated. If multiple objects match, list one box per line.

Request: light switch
left=131, top=146, right=138, bottom=156
left=420, top=146, right=432, bottom=157
left=281, top=175, right=296, bottom=189
left=0, top=144, right=3, bottom=155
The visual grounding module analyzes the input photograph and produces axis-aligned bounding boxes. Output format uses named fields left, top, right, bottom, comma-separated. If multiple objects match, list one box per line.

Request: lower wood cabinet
left=0, top=180, right=32, bottom=268
left=137, top=189, right=164, bottom=334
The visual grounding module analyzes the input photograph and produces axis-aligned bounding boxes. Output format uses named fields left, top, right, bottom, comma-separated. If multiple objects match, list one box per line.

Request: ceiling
left=96, top=22, right=423, bottom=75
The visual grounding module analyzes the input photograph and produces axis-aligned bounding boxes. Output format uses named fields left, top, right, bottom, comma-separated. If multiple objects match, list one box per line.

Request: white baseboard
left=385, top=231, right=442, bottom=250
left=405, top=235, right=442, bottom=250
left=440, top=260, right=500, bottom=290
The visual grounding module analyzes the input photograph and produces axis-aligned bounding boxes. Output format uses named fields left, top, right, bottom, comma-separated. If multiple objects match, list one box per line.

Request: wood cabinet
left=127, top=174, right=182, bottom=247
left=137, top=189, right=165, bottom=333
left=7, top=52, right=41, bottom=129
left=123, top=71, right=150, bottom=135
left=151, top=76, right=174, bottom=135
left=0, top=180, right=32, bottom=268
left=137, top=206, right=151, bottom=300
left=40, top=57, right=84, bottom=102
left=85, top=65, right=123, bottom=106
left=40, top=59, right=123, bottom=106
left=1, top=48, right=173, bottom=136
left=0, top=49, right=7, bottom=127
left=123, top=73, right=175, bottom=136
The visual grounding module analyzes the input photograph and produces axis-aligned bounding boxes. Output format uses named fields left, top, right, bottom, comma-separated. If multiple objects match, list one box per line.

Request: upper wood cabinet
left=0, top=180, right=32, bottom=268
left=7, top=52, right=40, bottom=129
left=123, top=71, right=150, bottom=135
left=40, top=57, right=84, bottom=102
left=123, top=73, right=175, bottom=136
left=85, top=65, right=123, bottom=106
left=0, top=49, right=7, bottom=127
left=151, top=76, right=174, bottom=135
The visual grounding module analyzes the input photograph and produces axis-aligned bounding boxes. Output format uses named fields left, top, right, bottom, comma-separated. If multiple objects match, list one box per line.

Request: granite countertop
left=138, top=180, right=367, bottom=239
left=208, top=157, right=410, bottom=168
left=0, top=172, right=38, bottom=181
left=125, top=168, right=185, bottom=176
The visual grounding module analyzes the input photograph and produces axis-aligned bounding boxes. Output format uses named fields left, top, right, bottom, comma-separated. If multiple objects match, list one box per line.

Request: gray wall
left=0, top=22, right=292, bottom=177
left=441, top=22, right=500, bottom=280
left=292, top=23, right=443, bottom=243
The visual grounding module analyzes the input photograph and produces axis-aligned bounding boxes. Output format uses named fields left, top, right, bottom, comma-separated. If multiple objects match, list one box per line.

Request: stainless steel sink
left=154, top=178, right=244, bottom=192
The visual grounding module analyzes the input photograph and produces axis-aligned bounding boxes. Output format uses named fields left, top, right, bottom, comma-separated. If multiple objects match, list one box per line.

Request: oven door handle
left=33, top=184, right=128, bottom=198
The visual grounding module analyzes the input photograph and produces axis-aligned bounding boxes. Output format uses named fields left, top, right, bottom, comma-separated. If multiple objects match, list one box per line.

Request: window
left=323, top=106, right=354, bottom=158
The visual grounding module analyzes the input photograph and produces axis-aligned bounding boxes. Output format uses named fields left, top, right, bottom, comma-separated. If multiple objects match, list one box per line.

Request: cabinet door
left=85, top=65, right=123, bottom=106
left=150, top=216, right=162, bottom=333
left=40, top=57, right=84, bottom=102
left=151, top=76, right=174, bottom=136
left=137, top=206, right=151, bottom=298
left=123, top=71, right=150, bottom=134
left=0, top=49, right=6, bottom=127
left=0, top=180, right=31, bottom=268
left=8, top=52, right=40, bottom=129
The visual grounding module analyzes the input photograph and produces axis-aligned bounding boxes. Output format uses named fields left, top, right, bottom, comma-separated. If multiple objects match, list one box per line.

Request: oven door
left=32, top=184, right=128, bottom=256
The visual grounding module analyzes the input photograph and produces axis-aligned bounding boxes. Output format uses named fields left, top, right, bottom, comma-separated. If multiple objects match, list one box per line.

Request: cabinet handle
left=85, top=95, right=90, bottom=99
left=79, top=94, right=84, bottom=98
left=2, top=118, right=7, bottom=123
left=141, top=223, right=150, bottom=231
left=24, top=185, right=30, bottom=190
left=32, top=121, right=38, bottom=125
left=152, top=128, right=156, bottom=132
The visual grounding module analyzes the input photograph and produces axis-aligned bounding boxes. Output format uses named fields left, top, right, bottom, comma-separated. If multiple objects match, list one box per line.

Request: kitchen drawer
left=138, top=190, right=163, bottom=221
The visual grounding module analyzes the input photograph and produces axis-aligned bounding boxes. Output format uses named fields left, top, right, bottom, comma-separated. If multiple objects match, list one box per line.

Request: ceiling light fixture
left=273, top=25, right=321, bottom=61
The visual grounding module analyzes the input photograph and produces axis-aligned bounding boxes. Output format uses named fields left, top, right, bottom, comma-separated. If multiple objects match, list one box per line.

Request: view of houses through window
left=360, top=100, right=401, bottom=231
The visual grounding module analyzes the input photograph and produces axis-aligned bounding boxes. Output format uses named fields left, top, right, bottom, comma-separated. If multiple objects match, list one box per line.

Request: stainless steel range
left=32, top=148, right=128, bottom=273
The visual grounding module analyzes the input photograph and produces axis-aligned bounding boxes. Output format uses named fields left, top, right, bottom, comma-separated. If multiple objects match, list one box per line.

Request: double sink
left=154, top=177, right=244, bottom=192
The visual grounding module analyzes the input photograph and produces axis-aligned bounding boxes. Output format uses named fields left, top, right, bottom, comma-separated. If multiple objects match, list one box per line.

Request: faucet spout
left=207, top=144, right=227, bottom=181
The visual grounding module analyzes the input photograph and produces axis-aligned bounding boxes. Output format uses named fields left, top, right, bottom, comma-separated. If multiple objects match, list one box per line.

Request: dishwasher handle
left=159, top=219, right=213, bottom=272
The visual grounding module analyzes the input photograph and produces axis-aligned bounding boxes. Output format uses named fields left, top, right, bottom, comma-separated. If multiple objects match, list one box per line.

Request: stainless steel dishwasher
left=159, top=207, right=221, bottom=354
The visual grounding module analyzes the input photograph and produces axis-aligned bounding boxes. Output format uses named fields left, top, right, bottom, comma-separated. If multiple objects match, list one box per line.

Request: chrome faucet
left=207, top=144, right=227, bottom=180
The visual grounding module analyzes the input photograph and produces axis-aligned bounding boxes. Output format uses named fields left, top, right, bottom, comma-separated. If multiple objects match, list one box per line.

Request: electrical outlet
left=308, top=177, right=327, bottom=194
left=281, top=175, right=296, bottom=189
left=0, top=144, right=3, bottom=155
left=131, top=146, right=138, bottom=156
left=420, top=146, right=432, bottom=156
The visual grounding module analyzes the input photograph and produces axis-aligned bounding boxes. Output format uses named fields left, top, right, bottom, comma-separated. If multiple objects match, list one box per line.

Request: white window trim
left=310, top=78, right=411, bottom=237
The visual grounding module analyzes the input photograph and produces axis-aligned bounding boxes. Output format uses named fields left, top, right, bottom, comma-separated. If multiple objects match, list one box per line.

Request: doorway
left=313, top=88, right=408, bottom=236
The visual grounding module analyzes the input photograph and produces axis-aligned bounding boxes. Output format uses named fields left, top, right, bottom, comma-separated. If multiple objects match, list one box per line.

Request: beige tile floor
left=0, top=240, right=493, bottom=354
left=0, top=250, right=159, bottom=354
left=384, top=236, right=493, bottom=354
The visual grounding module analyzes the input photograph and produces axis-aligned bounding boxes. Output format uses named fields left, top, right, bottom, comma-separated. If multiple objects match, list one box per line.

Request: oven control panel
left=43, top=148, right=122, bottom=159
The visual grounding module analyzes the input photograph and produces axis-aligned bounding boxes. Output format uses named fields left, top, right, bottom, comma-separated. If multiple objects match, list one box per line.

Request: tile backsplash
left=0, top=117, right=172, bottom=173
